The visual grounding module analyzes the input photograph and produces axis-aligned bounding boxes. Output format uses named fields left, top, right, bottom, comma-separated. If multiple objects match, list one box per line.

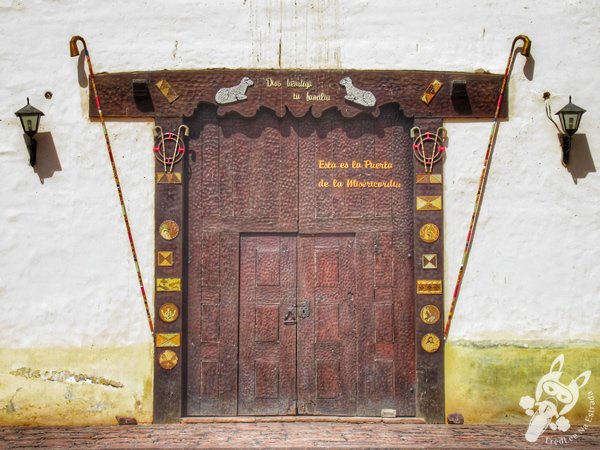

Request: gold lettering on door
left=315, top=159, right=401, bottom=189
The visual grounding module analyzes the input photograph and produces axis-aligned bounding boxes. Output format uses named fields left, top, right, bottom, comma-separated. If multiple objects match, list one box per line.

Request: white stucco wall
left=0, top=0, right=599, bottom=424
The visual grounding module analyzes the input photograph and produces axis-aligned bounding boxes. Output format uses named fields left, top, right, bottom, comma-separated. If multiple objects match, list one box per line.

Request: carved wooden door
left=296, top=108, right=415, bottom=416
left=238, top=234, right=297, bottom=415
left=238, top=234, right=358, bottom=416
left=186, top=105, right=415, bottom=417
left=297, top=234, right=358, bottom=415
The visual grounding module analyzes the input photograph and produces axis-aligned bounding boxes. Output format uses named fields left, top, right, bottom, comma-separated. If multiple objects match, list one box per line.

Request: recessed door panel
left=239, top=235, right=297, bottom=415
left=297, top=235, right=357, bottom=415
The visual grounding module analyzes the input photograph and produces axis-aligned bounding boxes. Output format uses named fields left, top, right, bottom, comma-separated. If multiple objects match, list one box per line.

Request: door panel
left=186, top=231, right=239, bottom=416
left=197, top=108, right=298, bottom=233
left=298, top=108, right=406, bottom=233
left=238, top=235, right=297, bottom=415
left=297, top=235, right=357, bottom=415
left=355, top=232, right=415, bottom=416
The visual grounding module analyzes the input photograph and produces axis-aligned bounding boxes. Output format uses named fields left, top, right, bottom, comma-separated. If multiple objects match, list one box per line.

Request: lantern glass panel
left=559, top=112, right=580, bottom=135
left=555, top=97, right=586, bottom=137
left=20, top=114, right=40, bottom=135
left=15, top=99, right=44, bottom=138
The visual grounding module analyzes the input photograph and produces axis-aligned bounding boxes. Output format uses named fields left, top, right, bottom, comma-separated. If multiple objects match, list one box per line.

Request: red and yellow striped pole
left=70, top=36, right=154, bottom=335
left=444, top=35, right=531, bottom=341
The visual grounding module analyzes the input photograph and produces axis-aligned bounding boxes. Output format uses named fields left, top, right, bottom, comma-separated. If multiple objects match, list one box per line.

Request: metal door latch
left=284, top=307, right=296, bottom=325
left=299, top=302, right=310, bottom=319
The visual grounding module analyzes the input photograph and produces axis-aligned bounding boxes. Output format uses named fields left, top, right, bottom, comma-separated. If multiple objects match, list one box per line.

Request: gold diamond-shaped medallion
left=416, top=173, right=443, bottom=184
left=155, top=80, right=180, bottom=104
left=421, top=80, right=443, bottom=105
left=422, top=254, right=438, bottom=269
left=158, top=251, right=173, bottom=267
left=416, top=196, right=442, bottom=211
left=429, top=174, right=443, bottom=184
left=156, top=172, right=182, bottom=184
left=156, top=333, right=181, bottom=348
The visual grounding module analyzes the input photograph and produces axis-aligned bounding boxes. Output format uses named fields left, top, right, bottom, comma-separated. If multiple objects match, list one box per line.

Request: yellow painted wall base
left=0, top=344, right=153, bottom=426
left=2, top=341, right=598, bottom=426
left=446, top=342, right=600, bottom=425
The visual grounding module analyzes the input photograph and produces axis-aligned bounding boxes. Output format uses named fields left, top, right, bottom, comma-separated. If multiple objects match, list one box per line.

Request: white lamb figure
left=215, top=77, right=254, bottom=104
left=339, top=77, right=376, bottom=107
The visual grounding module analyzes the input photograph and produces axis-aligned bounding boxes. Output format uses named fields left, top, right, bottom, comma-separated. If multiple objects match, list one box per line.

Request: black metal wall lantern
left=15, top=98, right=44, bottom=166
left=544, top=93, right=586, bottom=167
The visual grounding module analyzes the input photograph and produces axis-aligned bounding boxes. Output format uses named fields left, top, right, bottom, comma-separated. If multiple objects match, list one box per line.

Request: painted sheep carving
left=215, top=77, right=255, bottom=104
left=339, top=76, right=376, bottom=107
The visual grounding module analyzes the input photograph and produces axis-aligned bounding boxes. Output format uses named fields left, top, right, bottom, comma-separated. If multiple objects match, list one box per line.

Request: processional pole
left=70, top=36, right=154, bottom=335
left=444, top=35, right=531, bottom=341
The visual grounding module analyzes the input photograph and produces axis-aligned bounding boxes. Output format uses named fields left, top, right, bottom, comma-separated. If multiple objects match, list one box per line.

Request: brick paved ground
left=0, top=422, right=599, bottom=449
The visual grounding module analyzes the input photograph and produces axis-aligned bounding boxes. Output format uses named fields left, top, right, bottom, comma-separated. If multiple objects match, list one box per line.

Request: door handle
left=299, top=302, right=310, bottom=319
left=284, top=307, right=297, bottom=325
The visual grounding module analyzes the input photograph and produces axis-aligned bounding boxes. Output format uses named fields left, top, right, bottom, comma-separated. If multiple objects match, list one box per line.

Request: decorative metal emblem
left=158, top=350, right=178, bottom=370
left=421, top=80, right=443, bottom=105
left=158, top=251, right=174, bottom=267
left=153, top=125, right=189, bottom=173
left=284, top=308, right=297, bottom=325
left=420, top=305, right=441, bottom=324
left=416, top=173, right=443, bottom=184
left=339, top=77, right=376, bottom=107
left=419, top=223, right=440, bottom=243
left=156, top=333, right=181, bottom=348
left=215, top=77, right=254, bottom=104
left=156, top=278, right=181, bottom=292
left=417, top=279, right=443, bottom=295
left=416, top=196, right=443, bottom=211
left=410, top=127, right=446, bottom=173
left=421, top=333, right=441, bottom=353
left=422, top=254, right=438, bottom=270
left=156, top=172, right=182, bottom=184
left=155, top=79, right=179, bottom=104
left=159, top=220, right=179, bottom=241
left=159, top=303, right=180, bottom=323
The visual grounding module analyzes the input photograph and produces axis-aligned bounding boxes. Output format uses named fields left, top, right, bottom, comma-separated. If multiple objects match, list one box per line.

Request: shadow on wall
left=78, top=52, right=88, bottom=88
left=33, top=132, right=62, bottom=184
left=567, top=134, right=595, bottom=184
left=523, top=52, right=535, bottom=81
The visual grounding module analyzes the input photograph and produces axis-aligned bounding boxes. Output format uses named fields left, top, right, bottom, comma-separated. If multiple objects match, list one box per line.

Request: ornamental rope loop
left=69, top=36, right=154, bottom=335
left=153, top=125, right=189, bottom=173
left=444, top=34, right=531, bottom=341
left=410, top=126, right=446, bottom=173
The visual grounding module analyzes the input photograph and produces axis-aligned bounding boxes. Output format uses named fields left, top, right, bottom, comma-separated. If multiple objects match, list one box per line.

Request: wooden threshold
left=181, top=416, right=426, bottom=424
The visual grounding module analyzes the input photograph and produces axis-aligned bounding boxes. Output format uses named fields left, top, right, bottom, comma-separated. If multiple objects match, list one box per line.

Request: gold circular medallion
left=159, top=350, right=178, bottom=370
left=421, top=333, right=441, bottom=353
left=159, top=220, right=179, bottom=241
left=419, top=223, right=440, bottom=243
left=159, top=303, right=180, bottom=323
left=420, top=305, right=441, bottom=324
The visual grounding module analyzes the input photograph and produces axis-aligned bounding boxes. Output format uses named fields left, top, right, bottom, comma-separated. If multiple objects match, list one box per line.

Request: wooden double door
left=185, top=105, right=415, bottom=417
left=239, top=234, right=356, bottom=415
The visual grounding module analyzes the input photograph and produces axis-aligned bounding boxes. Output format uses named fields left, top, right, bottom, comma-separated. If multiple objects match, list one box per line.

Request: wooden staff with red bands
left=69, top=36, right=154, bottom=335
left=444, top=35, right=531, bottom=341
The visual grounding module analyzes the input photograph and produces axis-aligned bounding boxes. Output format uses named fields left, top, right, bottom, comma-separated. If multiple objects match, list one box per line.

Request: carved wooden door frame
left=89, top=68, right=507, bottom=423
